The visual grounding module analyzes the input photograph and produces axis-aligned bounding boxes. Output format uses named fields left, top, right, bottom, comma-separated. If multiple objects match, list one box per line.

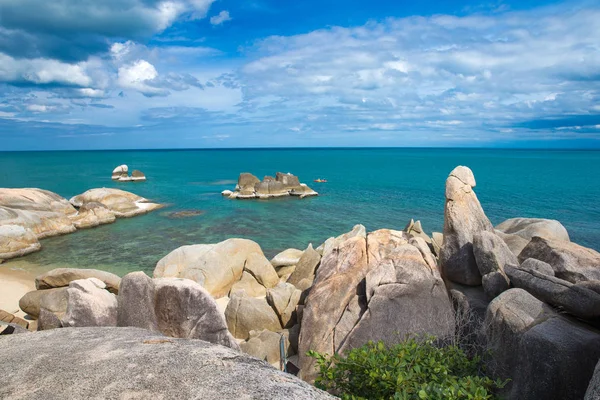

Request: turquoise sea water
left=0, top=148, right=599, bottom=277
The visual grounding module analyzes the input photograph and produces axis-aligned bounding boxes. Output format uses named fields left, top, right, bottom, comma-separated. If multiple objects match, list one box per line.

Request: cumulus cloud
left=0, top=53, right=92, bottom=86
left=210, top=11, right=232, bottom=26
left=117, top=60, right=169, bottom=97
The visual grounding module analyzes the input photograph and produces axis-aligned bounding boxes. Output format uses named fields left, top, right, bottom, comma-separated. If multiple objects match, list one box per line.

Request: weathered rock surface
left=519, top=258, right=555, bottom=276
left=288, top=244, right=321, bottom=287
left=519, top=237, right=600, bottom=283
left=245, top=252, right=279, bottom=288
left=0, top=320, right=29, bottom=335
left=227, top=172, right=318, bottom=199
left=439, top=166, right=493, bottom=286
left=267, top=283, right=301, bottom=328
left=111, top=165, right=146, bottom=181
left=473, top=231, right=517, bottom=299
left=431, top=232, right=443, bottom=257
left=0, top=327, right=335, bottom=399
left=0, top=310, right=28, bottom=330
left=496, top=218, right=570, bottom=245
left=154, top=238, right=270, bottom=298
left=35, top=268, right=121, bottom=294
left=70, top=188, right=162, bottom=218
left=317, top=224, right=367, bottom=256
left=484, top=289, right=600, bottom=400
left=505, top=265, right=600, bottom=320
left=61, top=278, right=118, bottom=328
left=71, top=202, right=116, bottom=229
left=240, top=329, right=283, bottom=365
left=298, top=226, right=368, bottom=383
left=494, top=229, right=530, bottom=258
left=0, top=224, right=40, bottom=259
left=271, top=248, right=304, bottom=268
left=117, top=271, right=158, bottom=331
left=229, top=271, right=267, bottom=297
left=447, top=282, right=489, bottom=353
left=225, top=292, right=282, bottom=339
left=19, top=287, right=69, bottom=319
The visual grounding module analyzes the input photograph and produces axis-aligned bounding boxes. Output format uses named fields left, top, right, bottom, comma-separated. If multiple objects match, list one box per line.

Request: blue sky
left=0, top=0, right=599, bottom=150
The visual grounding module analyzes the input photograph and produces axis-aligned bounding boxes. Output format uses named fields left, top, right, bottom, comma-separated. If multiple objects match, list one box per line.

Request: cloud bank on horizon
left=0, top=0, right=599, bottom=150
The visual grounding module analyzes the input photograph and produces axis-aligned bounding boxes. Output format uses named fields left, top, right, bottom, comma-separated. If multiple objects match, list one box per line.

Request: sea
left=0, top=148, right=598, bottom=277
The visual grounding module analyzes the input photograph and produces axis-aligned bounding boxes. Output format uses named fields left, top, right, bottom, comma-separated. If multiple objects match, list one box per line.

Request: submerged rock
left=165, top=210, right=204, bottom=219
left=0, top=327, right=334, bottom=399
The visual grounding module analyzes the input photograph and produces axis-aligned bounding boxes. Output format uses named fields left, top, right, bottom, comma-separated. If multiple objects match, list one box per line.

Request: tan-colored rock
left=271, top=248, right=304, bottom=268
left=19, top=287, right=69, bottom=319
left=71, top=202, right=116, bottom=229
left=431, top=232, right=443, bottom=257
left=130, top=170, right=146, bottom=181
left=154, top=238, right=269, bottom=298
left=229, top=271, right=267, bottom=297
left=245, top=252, right=279, bottom=288
left=0, top=224, right=41, bottom=259
left=70, top=188, right=162, bottom=218
left=439, top=166, right=494, bottom=286
left=225, top=292, right=282, bottom=339
left=317, top=224, right=367, bottom=256
left=36, top=268, right=121, bottom=294
left=111, top=165, right=128, bottom=180
left=276, top=265, right=296, bottom=279
left=0, top=309, right=28, bottom=329
left=267, top=283, right=301, bottom=328
left=288, top=244, right=321, bottom=287
left=240, top=329, right=283, bottom=366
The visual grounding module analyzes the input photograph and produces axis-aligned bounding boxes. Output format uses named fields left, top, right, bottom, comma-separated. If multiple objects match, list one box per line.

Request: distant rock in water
left=166, top=210, right=204, bottom=219
left=224, top=172, right=318, bottom=199
left=70, top=188, right=163, bottom=218
left=111, top=164, right=146, bottom=182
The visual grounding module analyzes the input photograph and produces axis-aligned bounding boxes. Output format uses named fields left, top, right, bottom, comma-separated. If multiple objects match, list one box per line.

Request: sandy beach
left=0, top=265, right=36, bottom=318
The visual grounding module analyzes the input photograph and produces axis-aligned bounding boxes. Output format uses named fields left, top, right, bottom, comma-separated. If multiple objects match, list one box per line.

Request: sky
left=0, top=0, right=599, bottom=150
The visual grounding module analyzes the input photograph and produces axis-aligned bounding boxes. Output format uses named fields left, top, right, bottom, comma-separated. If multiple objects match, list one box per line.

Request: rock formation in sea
left=0, top=187, right=162, bottom=261
left=111, top=164, right=147, bottom=181
left=223, top=172, right=318, bottom=199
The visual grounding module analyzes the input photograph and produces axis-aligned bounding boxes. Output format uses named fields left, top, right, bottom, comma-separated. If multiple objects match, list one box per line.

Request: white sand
left=0, top=266, right=36, bottom=317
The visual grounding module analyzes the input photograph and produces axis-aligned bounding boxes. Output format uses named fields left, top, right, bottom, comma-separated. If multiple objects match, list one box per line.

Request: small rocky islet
left=222, top=172, right=319, bottom=199
left=1, top=166, right=600, bottom=399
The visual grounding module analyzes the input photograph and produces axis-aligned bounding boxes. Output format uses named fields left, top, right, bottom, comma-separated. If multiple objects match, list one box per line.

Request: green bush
left=308, top=337, right=506, bottom=400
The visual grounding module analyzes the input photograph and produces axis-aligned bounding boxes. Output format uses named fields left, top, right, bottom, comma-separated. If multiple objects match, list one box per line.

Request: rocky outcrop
left=519, top=258, right=555, bottom=275
left=518, top=237, right=600, bottom=283
left=483, top=289, right=600, bottom=400
left=70, top=202, right=116, bottom=229
left=226, top=172, right=318, bottom=199
left=35, top=268, right=121, bottom=294
left=19, top=287, right=69, bottom=319
left=288, top=244, right=321, bottom=287
left=111, top=164, right=146, bottom=181
left=439, top=166, right=494, bottom=286
left=116, top=272, right=157, bottom=331
left=496, top=218, right=570, bottom=255
left=225, top=292, right=282, bottom=339
left=61, top=278, right=118, bottom=328
left=271, top=248, right=304, bottom=268
left=0, top=327, right=335, bottom=399
left=240, top=329, right=284, bottom=366
left=154, top=238, right=274, bottom=298
left=505, top=265, right=600, bottom=320
left=0, top=224, right=40, bottom=260
left=70, top=188, right=161, bottom=218
left=230, top=271, right=267, bottom=297
left=266, top=283, right=301, bottom=328
left=473, top=231, right=517, bottom=299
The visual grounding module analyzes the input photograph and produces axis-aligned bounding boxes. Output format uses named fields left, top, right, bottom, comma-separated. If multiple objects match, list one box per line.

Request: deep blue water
left=0, top=148, right=598, bottom=276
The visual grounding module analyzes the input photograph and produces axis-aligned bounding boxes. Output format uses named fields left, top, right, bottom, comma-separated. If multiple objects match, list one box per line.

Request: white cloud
left=210, top=10, right=231, bottom=25
left=117, top=60, right=168, bottom=97
left=0, top=53, right=92, bottom=86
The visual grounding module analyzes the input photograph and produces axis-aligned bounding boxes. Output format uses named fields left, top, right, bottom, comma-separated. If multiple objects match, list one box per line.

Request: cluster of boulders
left=222, top=172, right=318, bottom=199
left=111, top=164, right=146, bottom=182
left=0, top=188, right=163, bottom=261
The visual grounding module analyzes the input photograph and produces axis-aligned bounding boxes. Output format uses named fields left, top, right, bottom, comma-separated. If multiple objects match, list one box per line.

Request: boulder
left=316, top=224, right=367, bottom=257
left=116, top=272, right=158, bottom=331
left=0, top=321, right=29, bottom=335
left=229, top=271, right=267, bottom=297
left=240, top=329, right=283, bottom=366
left=276, top=172, right=301, bottom=188
left=340, top=235, right=455, bottom=353
left=61, top=278, right=118, bottom=328
left=505, top=265, right=600, bottom=320
left=271, top=248, right=304, bottom=268
left=276, top=265, right=296, bottom=279
left=519, top=258, right=555, bottom=276
left=586, top=360, right=600, bottom=400
left=0, top=224, right=41, bottom=259
left=36, top=268, right=121, bottom=294
left=288, top=244, right=321, bottom=287
left=255, top=180, right=289, bottom=197
left=236, top=173, right=261, bottom=196
left=496, top=218, right=570, bottom=243
left=225, top=292, right=282, bottom=339
left=19, top=287, right=69, bottom=319
left=267, top=283, right=302, bottom=328
left=0, top=327, right=335, bottom=399
left=447, top=282, right=489, bottom=354
left=111, top=164, right=128, bottom=180
left=494, top=230, right=531, bottom=258
left=130, top=170, right=146, bottom=181
left=154, top=278, right=239, bottom=349
left=244, top=252, right=279, bottom=288
left=431, top=232, right=443, bottom=257
left=473, top=231, right=517, bottom=299
left=439, top=166, right=494, bottom=286
left=71, top=202, right=116, bottom=229
left=0, top=310, right=28, bottom=330
left=404, top=219, right=432, bottom=244
left=69, top=188, right=162, bottom=218
left=519, top=237, right=600, bottom=283
left=154, top=238, right=268, bottom=298
left=484, top=289, right=600, bottom=400
left=298, top=227, right=369, bottom=383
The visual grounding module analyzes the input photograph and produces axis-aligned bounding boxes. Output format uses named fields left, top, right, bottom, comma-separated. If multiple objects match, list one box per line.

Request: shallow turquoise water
left=0, top=148, right=598, bottom=276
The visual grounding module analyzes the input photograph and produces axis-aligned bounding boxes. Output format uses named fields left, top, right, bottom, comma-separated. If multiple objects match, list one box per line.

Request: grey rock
left=496, top=217, right=570, bottom=243
left=0, top=327, right=334, bottom=399
left=61, top=278, right=117, bottom=328
left=473, top=231, right=516, bottom=299
left=0, top=321, right=29, bottom=335
left=117, top=271, right=158, bottom=331
left=240, top=329, right=283, bottom=365
left=19, top=287, right=69, bottom=319
left=448, top=282, right=489, bottom=354
left=494, top=229, right=531, bottom=257
left=431, top=232, right=443, bottom=257
left=267, top=283, right=301, bottom=328
left=519, top=258, right=555, bottom=276
left=519, top=236, right=600, bottom=283
left=481, top=271, right=510, bottom=300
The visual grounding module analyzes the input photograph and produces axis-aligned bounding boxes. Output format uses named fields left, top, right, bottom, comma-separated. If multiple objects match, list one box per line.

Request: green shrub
left=308, top=337, right=506, bottom=400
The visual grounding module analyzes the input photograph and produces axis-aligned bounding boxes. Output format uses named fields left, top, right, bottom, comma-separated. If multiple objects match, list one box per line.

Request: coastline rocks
left=439, top=166, right=494, bottom=286
left=70, top=188, right=162, bottom=218
left=519, top=258, right=555, bottom=276
left=61, top=278, right=117, bottom=328
left=35, top=268, right=121, bottom=294
left=153, top=238, right=272, bottom=299
left=230, top=271, right=267, bottom=297
left=225, top=292, right=282, bottom=339
left=266, top=283, right=301, bottom=328
left=71, top=202, right=116, bottom=229
left=473, top=231, right=517, bottom=299
left=0, top=224, right=41, bottom=259
left=271, top=248, right=304, bottom=268
left=0, top=327, right=335, bottom=399
left=111, top=165, right=146, bottom=182
left=227, top=172, right=318, bottom=199
left=240, top=329, right=284, bottom=366
left=505, top=265, right=600, bottom=320
left=288, top=244, right=321, bottom=287
left=484, top=289, right=600, bottom=400
left=298, top=227, right=369, bottom=383
left=0, top=310, right=29, bottom=330
left=19, top=287, right=69, bottom=319
left=116, top=272, right=158, bottom=331
left=245, top=252, right=280, bottom=288
left=518, top=237, right=600, bottom=283
left=131, top=170, right=146, bottom=181
left=496, top=218, right=570, bottom=254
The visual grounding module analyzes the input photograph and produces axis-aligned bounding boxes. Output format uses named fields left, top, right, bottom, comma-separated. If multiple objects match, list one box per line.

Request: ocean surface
left=0, top=148, right=599, bottom=277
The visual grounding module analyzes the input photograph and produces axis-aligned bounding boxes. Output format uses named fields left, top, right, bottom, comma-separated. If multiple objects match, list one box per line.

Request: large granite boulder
left=0, top=224, right=40, bottom=259
left=276, top=172, right=301, bottom=188
left=36, top=268, right=121, bottom=294
left=19, top=287, right=69, bottom=319
left=271, top=248, right=304, bottom=268
left=154, top=238, right=270, bottom=298
left=236, top=172, right=261, bottom=196
left=439, top=166, right=494, bottom=286
left=267, top=283, right=301, bottom=328
left=70, top=202, right=116, bottom=229
left=61, top=278, right=117, bottom=328
left=130, top=170, right=146, bottom=181
left=339, top=235, right=455, bottom=353
left=484, top=289, right=600, bottom=399
left=229, top=271, right=267, bottom=297
left=519, top=258, right=555, bottom=276
left=586, top=361, right=600, bottom=400
left=70, top=188, right=162, bottom=218
left=447, top=282, right=489, bottom=354
left=111, top=164, right=128, bottom=180
left=505, top=265, right=600, bottom=320
left=496, top=217, right=570, bottom=255
left=116, top=272, right=158, bottom=331
left=316, top=224, right=367, bottom=256
left=240, top=329, right=284, bottom=366
left=255, top=180, right=289, bottom=197
left=518, top=237, right=600, bottom=283
left=0, top=327, right=335, bottom=399
left=244, top=252, right=279, bottom=288
left=288, top=244, right=321, bottom=287
left=225, top=292, right=282, bottom=339
left=298, top=226, right=369, bottom=383
left=473, top=231, right=517, bottom=299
